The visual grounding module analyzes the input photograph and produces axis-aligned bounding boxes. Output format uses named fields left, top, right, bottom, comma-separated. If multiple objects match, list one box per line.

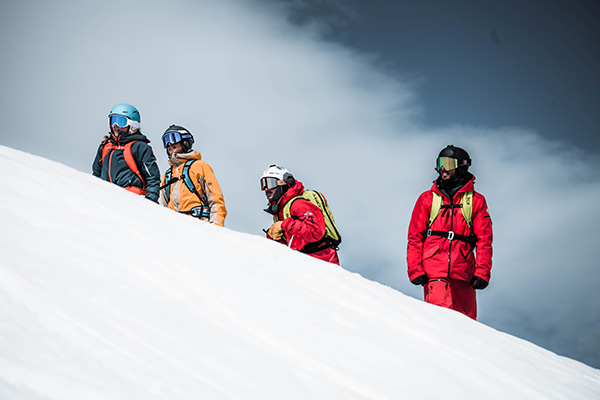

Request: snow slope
left=0, top=145, right=598, bottom=400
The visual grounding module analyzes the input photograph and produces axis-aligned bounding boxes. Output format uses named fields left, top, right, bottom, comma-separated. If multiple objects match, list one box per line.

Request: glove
left=410, top=274, right=428, bottom=286
left=267, top=221, right=285, bottom=241
left=470, top=276, right=489, bottom=290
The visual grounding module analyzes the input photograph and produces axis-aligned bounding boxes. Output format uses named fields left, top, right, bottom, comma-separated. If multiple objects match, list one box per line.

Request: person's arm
left=197, top=162, right=227, bottom=227
left=135, top=143, right=161, bottom=203
left=92, top=142, right=105, bottom=177
left=281, top=199, right=326, bottom=251
left=472, top=193, right=493, bottom=283
left=407, top=191, right=430, bottom=282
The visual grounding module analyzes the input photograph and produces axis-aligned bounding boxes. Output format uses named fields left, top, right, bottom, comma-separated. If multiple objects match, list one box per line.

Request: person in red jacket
left=261, top=165, right=340, bottom=265
left=407, top=145, right=493, bottom=320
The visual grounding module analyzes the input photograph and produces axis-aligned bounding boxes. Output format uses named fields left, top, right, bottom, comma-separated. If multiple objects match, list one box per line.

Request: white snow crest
left=0, top=144, right=599, bottom=399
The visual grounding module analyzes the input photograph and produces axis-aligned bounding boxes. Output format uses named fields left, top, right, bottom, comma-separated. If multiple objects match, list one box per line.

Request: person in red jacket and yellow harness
left=407, top=145, right=493, bottom=320
left=159, top=125, right=227, bottom=227
left=261, top=165, right=340, bottom=265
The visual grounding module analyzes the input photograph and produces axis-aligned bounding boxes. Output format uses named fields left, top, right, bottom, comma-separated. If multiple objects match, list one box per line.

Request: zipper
left=108, top=149, right=114, bottom=183
left=447, top=197, right=455, bottom=278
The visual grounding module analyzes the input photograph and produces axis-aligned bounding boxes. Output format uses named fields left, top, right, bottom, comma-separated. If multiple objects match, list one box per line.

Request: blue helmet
left=108, top=104, right=141, bottom=133
left=109, top=104, right=140, bottom=122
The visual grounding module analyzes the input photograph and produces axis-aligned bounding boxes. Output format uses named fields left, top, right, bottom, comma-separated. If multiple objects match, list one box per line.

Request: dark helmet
left=436, top=145, right=471, bottom=173
left=161, top=125, right=195, bottom=155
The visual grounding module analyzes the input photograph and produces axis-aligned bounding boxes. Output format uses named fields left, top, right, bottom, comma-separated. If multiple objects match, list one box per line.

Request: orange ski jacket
left=160, top=151, right=227, bottom=227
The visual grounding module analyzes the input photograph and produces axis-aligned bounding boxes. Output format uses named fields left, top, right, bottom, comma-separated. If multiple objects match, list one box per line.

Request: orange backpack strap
left=101, top=142, right=114, bottom=163
left=101, top=141, right=145, bottom=190
left=122, top=141, right=145, bottom=190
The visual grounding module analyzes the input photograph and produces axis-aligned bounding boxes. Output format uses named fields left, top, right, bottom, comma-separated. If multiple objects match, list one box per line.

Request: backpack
left=279, top=190, right=341, bottom=254
left=101, top=141, right=146, bottom=194
left=427, top=190, right=476, bottom=246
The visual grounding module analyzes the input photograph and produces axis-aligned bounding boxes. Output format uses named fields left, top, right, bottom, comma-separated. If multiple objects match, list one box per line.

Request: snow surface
left=0, top=144, right=598, bottom=400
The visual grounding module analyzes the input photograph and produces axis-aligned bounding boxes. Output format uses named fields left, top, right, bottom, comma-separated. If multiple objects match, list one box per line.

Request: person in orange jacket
left=159, top=125, right=227, bottom=226
left=407, top=145, right=493, bottom=320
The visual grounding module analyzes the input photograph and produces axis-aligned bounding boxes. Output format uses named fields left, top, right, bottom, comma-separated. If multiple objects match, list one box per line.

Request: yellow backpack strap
left=461, top=191, right=474, bottom=227
left=429, top=192, right=443, bottom=227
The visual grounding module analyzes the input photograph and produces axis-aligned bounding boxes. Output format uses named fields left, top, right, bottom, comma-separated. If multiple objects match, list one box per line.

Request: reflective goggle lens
left=162, top=132, right=183, bottom=148
left=260, top=177, right=279, bottom=191
left=437, top=156, right=458, bottom=171
left=110, top=115, right=129, bottom=128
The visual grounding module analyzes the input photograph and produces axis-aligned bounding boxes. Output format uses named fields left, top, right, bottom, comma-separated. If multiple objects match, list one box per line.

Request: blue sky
left=0, top=0, right=598, bottom=368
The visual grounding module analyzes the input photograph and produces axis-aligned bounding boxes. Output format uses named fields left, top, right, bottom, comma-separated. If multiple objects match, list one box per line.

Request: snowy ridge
left=0, top=145, right=598, bottom=399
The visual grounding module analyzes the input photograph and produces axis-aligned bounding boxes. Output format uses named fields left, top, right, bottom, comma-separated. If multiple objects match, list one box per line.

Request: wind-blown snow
left=0, top=145, right=598, bottom=399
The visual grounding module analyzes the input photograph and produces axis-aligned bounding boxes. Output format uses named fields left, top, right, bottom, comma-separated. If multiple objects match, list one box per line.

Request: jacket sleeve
left=92, top=143, right=104, bottom=177
left=472, top=193, right=493, bottom=282
left=407, top=191, right=431, bottom=281
left=196, top=162, right=227, bottom=227
left=135, top=143, right=161, bottom=203
left=281, top=199, right=326, bottom=251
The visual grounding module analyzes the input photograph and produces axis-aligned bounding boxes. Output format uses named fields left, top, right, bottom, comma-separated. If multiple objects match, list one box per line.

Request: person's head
left=108, top=104, right=141, bottom=138
left=260, top=165, right=295, bottom=203
left=435, top=145, right=471, bottom=181
left=161, top=125, right=195, bottom=157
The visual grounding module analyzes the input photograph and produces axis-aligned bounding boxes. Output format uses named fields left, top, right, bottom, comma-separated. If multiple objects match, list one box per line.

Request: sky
left=0, top=0, right=599, bottom=368
left=281, top=0, right=600, bottom=152
left=1, top=144, right=600, bottom=399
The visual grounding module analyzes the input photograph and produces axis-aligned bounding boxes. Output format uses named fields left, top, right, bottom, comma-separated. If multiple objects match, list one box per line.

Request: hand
left=411, top=274, right=428, bottom=286
left=267, top=221, right=285, bottom=241
left=470, top=276, right=489, bottom=290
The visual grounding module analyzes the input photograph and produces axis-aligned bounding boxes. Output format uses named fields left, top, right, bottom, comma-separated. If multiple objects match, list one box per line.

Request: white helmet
left=260, top=164, right=295, bottom=190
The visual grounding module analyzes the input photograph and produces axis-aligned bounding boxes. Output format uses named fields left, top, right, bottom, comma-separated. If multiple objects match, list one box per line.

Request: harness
left=161, top=159, right=210, bottom=219
left=427, top=191, right=477, bottom=246
left=101, top=141, right=146, bottom=194
left=276, top=190, right=341, bottom=254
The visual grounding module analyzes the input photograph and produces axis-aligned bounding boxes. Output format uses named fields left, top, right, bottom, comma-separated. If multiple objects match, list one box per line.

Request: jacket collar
left=168, top=150, right=202, bottom=167
left=266, top=180, right=305, bottom=217
left=431, top=174, right=476, bottom=201
left=109, top=131, right=150, bottom=145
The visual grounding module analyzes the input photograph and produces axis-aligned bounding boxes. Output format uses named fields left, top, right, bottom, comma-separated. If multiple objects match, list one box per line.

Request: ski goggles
left=109, top=115, right=140, bottom=131
left=162, top=131, right=189, bottom=148
left=436, top=156, right=458, bottom=172
left=260, top=177, right=280, bottom=191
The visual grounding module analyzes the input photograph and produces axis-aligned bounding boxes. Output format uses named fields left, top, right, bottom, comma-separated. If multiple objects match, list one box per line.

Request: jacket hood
left=168, top=150, right=202, bottom=167
left=277, top=180, right=304, bottom=208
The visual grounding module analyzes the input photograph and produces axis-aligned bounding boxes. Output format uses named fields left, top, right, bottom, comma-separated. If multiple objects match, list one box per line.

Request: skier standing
left=159, top=125, right=227, bottom=226
left=407, top=145, right=493, bottom=320
left=261, top=165, right=340, bottom=265
left=92, top=104, right=161, bottom=202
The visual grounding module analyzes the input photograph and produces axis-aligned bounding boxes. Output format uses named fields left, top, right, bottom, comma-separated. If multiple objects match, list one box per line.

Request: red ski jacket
left=407, top=176, right=493, bottom=283
left=268, top=181, right=340, bottom=265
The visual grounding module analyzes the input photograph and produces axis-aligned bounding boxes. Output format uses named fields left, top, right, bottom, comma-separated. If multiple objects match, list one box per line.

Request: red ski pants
left=423, top=278, right=477, bottom=320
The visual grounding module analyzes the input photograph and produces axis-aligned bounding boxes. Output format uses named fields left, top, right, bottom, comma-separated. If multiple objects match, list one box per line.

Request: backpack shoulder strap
left=460, top=191, right=474, bottom=227
left=122, top=141, right=145, bottom=190
left=282, top=195, right=303, bottom=220
left=100, top=142, right=114, bottom=163
left=163, top=166, right=173, bottom=204
left=429, top=191, right=443, bottom=227
left=181, top=159, right=205, bottom=204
